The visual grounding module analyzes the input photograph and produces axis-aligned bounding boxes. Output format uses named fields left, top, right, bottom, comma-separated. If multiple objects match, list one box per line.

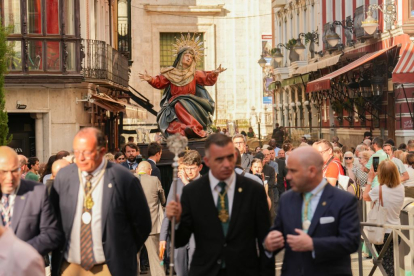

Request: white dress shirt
left=66, top=160, right=106, bottom=264
left=209, top=170, right=236, bottom=217
left=301, top=179, right=327, bottom=221
left=0, top=185, right=20, bottom=220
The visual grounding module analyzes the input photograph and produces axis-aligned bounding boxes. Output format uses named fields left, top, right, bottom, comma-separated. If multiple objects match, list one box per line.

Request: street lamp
left=362, top=2, right=396, bottom=35
left=293, top=33, right=306, bottom=55
left=258, top=54, right=267, bottom=69
left=271, top=43, right=290, bottom=64
left=326, top=19, right=354, bottom=47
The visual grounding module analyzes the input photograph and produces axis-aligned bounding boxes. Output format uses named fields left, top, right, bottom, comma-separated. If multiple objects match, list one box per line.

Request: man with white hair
left=353, top=144, right=367, bottom=168
left=136, top=161, right=166, bottom=276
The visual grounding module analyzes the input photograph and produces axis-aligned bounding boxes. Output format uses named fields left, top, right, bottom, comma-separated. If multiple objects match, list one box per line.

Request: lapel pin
left=20, top=196, right=25, bottom=200
left=322, top=201, right=326, bottom=206
left=108, top=183, right=113, bottom=188
left=238, top=188, right=243, bottom=193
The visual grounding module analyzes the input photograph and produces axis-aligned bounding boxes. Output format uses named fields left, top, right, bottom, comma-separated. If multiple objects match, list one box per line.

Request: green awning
left=267, top=81, right=281, bottom=90
left=281, top=74, right=310, bottom=87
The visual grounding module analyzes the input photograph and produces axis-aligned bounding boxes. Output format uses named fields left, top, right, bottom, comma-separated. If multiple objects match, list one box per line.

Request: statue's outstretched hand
left=213, top=64, right=227, bottom=75
left=139, top=70, right=153, bottom=82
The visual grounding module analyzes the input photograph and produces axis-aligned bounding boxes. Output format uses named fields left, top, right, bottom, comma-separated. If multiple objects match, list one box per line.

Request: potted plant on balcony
left=285, top=39, right=299, bottom=62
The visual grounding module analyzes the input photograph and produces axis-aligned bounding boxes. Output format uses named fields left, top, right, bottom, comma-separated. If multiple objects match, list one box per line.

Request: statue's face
left=181, top=53, right=194, bottom=69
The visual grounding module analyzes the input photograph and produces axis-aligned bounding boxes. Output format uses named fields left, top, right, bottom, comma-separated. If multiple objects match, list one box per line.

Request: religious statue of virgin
left=139, top=33, right=226, bottom=139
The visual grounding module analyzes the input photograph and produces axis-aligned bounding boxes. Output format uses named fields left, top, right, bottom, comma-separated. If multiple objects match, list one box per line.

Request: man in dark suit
left=121, top=143, right=142, bottom=171
left=232, top=134, right=252, bottom=172
left=51, top=127, right=151, bottom=276
left=264, top=147, right=360, bottom=276
left=147, top=142, right=162, bottom=181
left=0, top=146, right=62, bottom=256
left=166, top=134, right=274, bottom=276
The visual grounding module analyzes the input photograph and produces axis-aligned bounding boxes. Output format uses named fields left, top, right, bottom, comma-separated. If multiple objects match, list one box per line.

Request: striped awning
left=306, top=45, right=397, bottom=93
left=392, top=43, right=414, bottom=84
left=295, top=54, right=342, bottom=75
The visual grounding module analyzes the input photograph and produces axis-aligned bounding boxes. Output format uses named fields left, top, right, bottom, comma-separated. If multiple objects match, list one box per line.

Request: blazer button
left=217, top=260, right=222, bottom=265
left=223, top=243, right=227, bottom=247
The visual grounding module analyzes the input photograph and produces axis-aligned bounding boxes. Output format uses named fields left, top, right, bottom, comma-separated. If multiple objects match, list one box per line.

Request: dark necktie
left=217, top=182, right=229, bottom=236
left=129, top=163, right=134, bottom=170
left=1, top=194, right=10, bottom=227
left=80, top=174, right=96, bottom=270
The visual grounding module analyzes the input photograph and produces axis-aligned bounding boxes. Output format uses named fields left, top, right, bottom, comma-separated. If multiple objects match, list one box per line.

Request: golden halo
left=171, top=33, right=205, bottom=63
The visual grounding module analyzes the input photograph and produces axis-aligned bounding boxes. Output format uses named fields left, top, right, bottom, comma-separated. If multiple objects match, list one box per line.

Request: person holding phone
left=364, top=137, right=389, bottom=188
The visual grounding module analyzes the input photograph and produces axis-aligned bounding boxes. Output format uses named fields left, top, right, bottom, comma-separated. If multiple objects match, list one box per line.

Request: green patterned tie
left=302, top=192, right=313, bottom=233
left=217, top=181, right=229, bottom=236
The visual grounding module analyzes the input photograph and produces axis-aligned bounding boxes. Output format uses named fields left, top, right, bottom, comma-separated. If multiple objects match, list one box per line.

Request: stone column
left=31, top=113, right=43, bottom=162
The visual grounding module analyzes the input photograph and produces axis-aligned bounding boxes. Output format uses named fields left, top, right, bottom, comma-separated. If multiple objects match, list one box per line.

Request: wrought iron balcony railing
left=81, top=39, right=129, bottom=88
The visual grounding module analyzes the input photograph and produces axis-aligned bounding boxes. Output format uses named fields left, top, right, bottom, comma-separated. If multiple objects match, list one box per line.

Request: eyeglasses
left=74, top=150, right=97, bottom=159
left=117, top=157, right=125, bottom=160
left=344, top=157, right=353, bottom=160
left=234, top=142, right=245, bottom=145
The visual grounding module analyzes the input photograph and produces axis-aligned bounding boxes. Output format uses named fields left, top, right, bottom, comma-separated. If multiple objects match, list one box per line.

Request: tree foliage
left=0, top=24, right=13, bottom=145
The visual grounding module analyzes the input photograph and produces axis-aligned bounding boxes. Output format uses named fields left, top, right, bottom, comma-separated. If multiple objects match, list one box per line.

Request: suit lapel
left=201, top=176, right=224, bottom=237
left=11, top=181, right=29, bottom=232
left=307, top=182, right=334, bottom=236
left=292, top=192, right=303, bottom=231
left=227, top=175, right=244, bottom=237
left=66, top=166, right=80, bottom=237
left=101, top=165, right=115, bottom=231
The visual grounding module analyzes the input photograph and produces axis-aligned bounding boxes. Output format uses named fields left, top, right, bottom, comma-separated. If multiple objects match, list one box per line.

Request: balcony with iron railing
left=81, top=39, right=129, bottom=89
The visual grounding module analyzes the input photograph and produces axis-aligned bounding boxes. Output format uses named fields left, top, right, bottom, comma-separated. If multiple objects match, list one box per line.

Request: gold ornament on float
left=171, top=33, right=205, bottom=63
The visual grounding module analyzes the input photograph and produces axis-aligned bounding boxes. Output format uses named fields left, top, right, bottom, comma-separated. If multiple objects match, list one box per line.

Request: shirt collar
left=209, top=170, right=236, bottom=190
left=309, top=178, right=327, bottom=195
left=127, top=160, right=136, bottom=165
left=81, top=159, right=105, bottom=177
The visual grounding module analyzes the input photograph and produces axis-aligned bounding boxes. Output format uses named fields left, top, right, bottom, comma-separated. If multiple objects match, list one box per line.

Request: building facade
left=3, top=0, right=133, bottom=161
left=271, top=0, right=413, bottom=146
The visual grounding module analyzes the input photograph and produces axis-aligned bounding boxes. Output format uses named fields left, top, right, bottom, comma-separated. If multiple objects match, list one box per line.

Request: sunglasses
left=344, top=157, right=353, bottom=160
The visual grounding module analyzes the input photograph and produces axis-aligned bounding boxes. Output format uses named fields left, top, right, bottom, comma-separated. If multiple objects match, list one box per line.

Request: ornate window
left=159, top=32, right=205, bottom=70
left=1, top=0, right=80, bottom=74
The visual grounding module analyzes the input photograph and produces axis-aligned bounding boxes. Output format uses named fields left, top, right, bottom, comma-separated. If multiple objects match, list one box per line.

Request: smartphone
left=373, top=157, right=380, bottom=172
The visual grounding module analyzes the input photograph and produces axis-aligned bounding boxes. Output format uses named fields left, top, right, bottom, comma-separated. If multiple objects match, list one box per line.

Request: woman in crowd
left=255, top=146, right=262, bottom=153
left=247, top=127, right=256, bottom=138
left=40, top=155, right=56, bottom=184
left=394, top=150, right=404, bottom=162
left=403, top=153, right=414, bottom=198
left=105, top=153, right=115, bottom=162
left=398, top=143, right=407, bottom=152
left=333, top=147, right=343, bottom=163
left=114, top=152, right=126, bottom=164
left=343, top=151, right=356, bottom=182
left=250, top=158, right=271, bottom=209
left=353, top=151, right=373, bottom=187
left=363, top=160, right=404, bottom=276
left=283, top=143, right=293, bottom=163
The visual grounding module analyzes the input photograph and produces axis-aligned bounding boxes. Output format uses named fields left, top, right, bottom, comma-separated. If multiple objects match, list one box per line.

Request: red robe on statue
left=149, top=70, right=218, bottom=137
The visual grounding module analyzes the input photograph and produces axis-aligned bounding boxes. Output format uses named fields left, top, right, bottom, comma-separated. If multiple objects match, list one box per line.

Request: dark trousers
left=217, top=269, right=227, bottom=276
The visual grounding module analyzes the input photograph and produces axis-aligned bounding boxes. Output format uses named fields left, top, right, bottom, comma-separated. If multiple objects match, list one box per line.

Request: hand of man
left=264, top=230, right=284, bottom=251
left=287, top=229, right=313, bottom=252
left=166, top=195, right=182, bottom=223
left=159, top=241, right=166, bottom=253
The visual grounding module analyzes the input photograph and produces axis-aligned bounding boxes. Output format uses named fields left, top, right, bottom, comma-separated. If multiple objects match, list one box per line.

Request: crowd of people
left=0, top=124, right=412, bottom=276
